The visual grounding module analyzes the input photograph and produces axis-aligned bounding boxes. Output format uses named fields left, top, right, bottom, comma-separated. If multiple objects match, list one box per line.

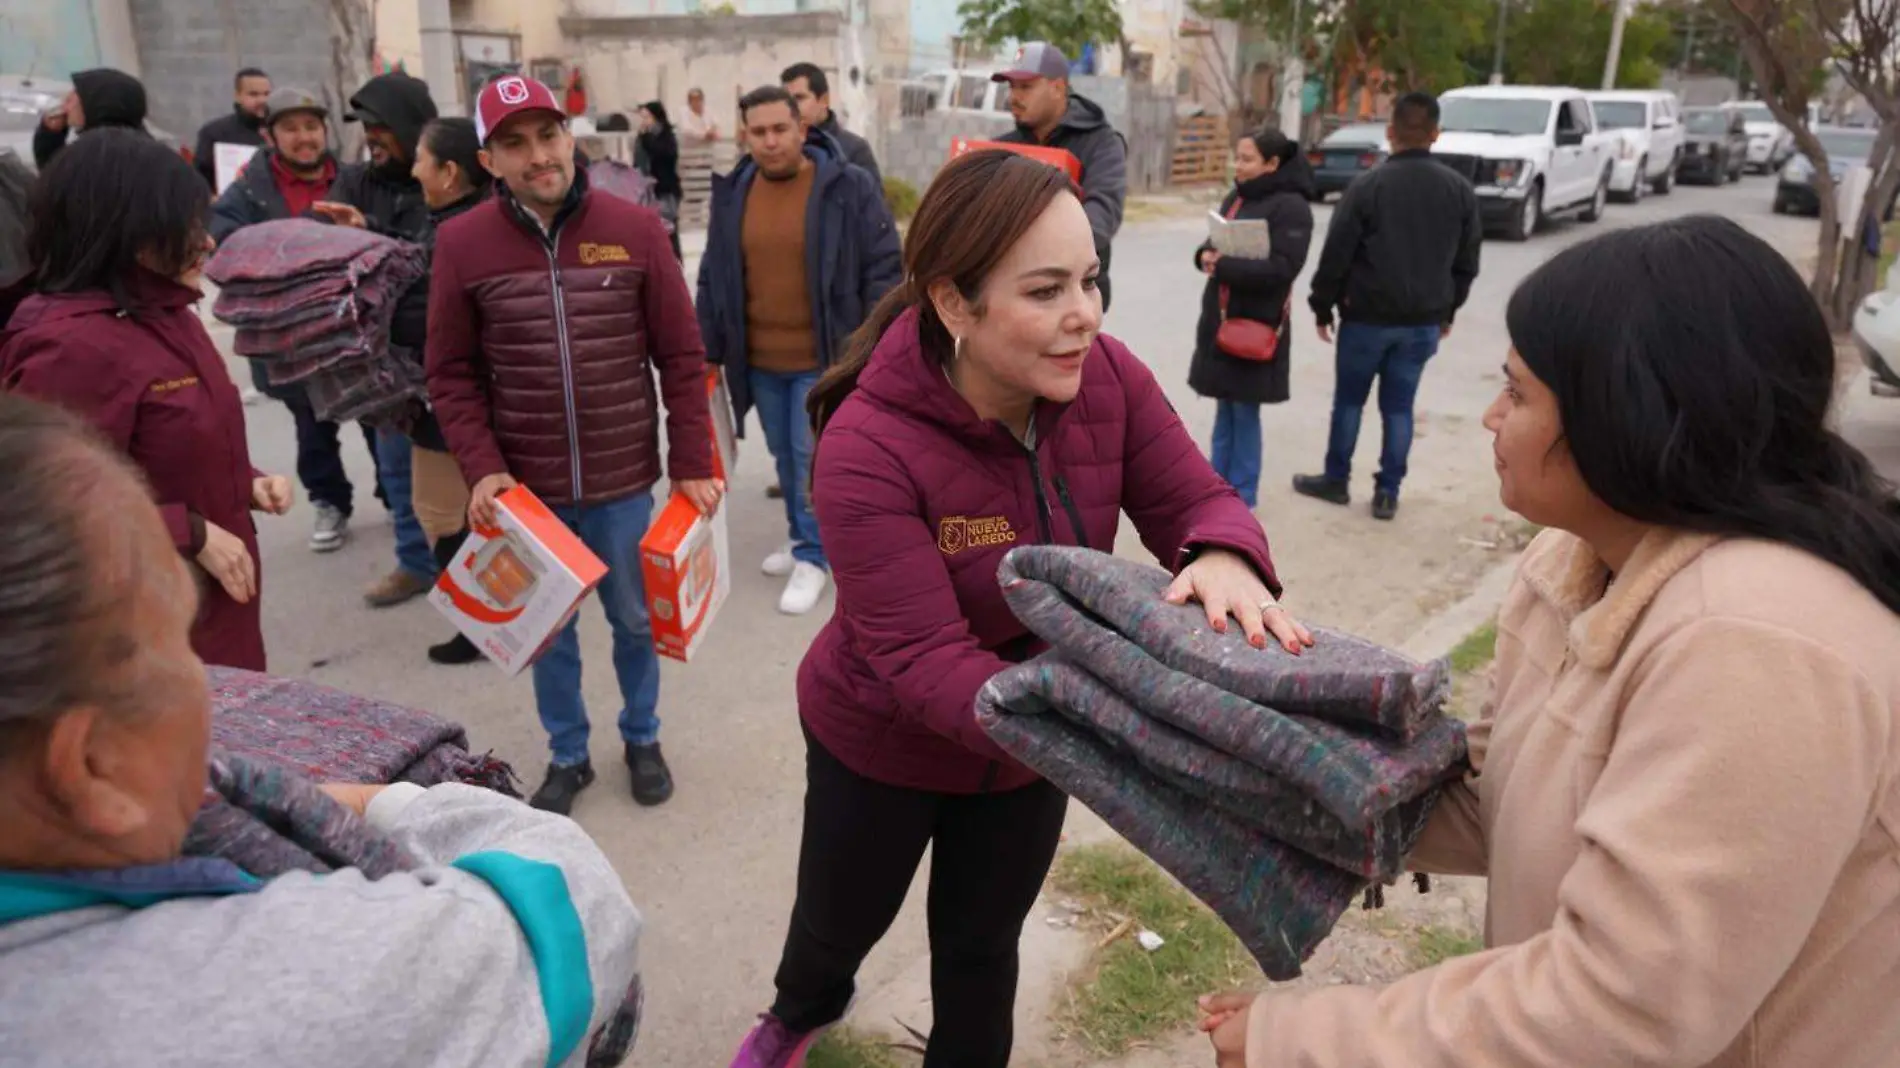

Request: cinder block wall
left=882, top=111, right=1012, bottom=193
left=126, top=0, right=335, bottom=145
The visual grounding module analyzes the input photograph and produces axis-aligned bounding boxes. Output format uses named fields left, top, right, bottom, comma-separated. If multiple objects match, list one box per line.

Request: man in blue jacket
left=697, top=84, right=900, bottom=617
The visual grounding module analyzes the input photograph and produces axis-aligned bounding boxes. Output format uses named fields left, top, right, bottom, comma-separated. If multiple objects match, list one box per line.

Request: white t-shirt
left=678, top=108, right=720, bottom=142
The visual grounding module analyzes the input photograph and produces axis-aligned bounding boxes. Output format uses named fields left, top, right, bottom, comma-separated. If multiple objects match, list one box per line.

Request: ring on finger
left=1258, top=597, right=1281, bottom=615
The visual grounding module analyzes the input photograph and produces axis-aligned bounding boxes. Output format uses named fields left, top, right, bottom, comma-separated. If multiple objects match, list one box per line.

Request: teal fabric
left=452, top=850, right=594, bottom=1068
left=0, top=861, right=261, bottom=924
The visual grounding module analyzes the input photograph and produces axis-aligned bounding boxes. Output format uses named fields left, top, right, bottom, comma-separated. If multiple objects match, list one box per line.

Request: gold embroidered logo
left=578, top=242, right=632, bottom=265
left=150, top=376, right=200, bottom=394
left=938, top=515, right=1016, bottom=556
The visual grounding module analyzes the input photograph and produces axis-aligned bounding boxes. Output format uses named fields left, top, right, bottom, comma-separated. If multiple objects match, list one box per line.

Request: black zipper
left=980, top=433, right=1061, bottom=796
left=1054, top=476, right=1085, bottom=545
left=1024, top=444, right=1055, bottom=543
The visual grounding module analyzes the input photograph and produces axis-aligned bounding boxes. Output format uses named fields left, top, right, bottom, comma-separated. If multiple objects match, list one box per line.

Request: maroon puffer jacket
left=799, top=307, right=1282, bottom=795
left=426, top=182, right=714, bottom=505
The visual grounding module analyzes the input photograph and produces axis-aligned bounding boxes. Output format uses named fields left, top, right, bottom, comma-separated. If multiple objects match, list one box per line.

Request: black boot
left=626, top=743, right=675, bottom=807
left=1292, top=474, right=1352, bottom=506
left=530, top=760, right=596, bottom=815
left=427, top=529, right=482, bottom=665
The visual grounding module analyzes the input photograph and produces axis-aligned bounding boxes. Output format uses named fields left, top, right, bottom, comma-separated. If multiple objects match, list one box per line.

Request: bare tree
left=323, top=0, right=378, bottom=163
left=1718, top=0, right=1897, bottom=328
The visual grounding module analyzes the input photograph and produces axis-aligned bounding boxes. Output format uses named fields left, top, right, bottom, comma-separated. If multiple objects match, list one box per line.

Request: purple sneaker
left=730, top=1014, right=828, bottom=1068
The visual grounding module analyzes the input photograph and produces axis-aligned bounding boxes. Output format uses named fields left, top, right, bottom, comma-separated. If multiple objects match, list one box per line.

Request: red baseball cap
left=474, top=74, right=565, bottom=143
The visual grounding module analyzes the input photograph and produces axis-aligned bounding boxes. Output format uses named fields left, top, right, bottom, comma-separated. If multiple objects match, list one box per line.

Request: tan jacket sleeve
left=1245, top=618, right=1889, bottom=1068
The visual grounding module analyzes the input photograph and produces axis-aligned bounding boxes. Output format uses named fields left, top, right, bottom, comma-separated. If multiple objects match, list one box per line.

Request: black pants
left=286, top=391, right=376, bottom=516
left=771, top=728, right=1068, bottom=1067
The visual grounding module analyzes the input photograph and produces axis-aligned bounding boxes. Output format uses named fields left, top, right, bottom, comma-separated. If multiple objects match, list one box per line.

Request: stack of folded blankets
left=205, top=218, right=428, bottom=429
left=184, top=666, right=517, bottom=878
left=180, top=670, right=644, bottom=1066
left=977, top=546, right=1469, bottom=980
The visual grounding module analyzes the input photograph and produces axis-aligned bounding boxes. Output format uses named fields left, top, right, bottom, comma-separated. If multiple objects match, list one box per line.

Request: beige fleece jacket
left=1247, top=528, right=1900, bottom=1067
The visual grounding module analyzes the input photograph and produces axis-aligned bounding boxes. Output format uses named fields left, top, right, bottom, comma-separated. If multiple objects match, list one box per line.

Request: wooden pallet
left=1170, top=114, right=1230, bottom=185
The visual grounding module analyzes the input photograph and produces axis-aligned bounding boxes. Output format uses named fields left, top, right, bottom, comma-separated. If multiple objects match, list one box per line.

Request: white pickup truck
left=1432, top=85, right=1618, bottom=242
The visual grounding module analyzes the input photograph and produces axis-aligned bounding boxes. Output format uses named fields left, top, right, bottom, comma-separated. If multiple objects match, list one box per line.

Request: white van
left=1586, top=89, right=1685, bottom=201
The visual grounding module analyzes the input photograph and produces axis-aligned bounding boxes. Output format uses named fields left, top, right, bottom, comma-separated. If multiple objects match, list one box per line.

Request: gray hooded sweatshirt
left=0, top=784, right=642, bottom=1068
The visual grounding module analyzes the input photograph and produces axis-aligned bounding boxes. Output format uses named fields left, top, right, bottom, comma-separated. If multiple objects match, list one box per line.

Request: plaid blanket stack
left=205, top=218, right=429, bottom=428
left=976, top=546, right=1469, bottom=980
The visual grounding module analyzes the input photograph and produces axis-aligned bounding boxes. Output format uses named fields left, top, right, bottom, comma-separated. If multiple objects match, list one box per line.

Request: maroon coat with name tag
left=799, top=306, right=1282, bottom=794
left=2, top=271, right=267, bottom=670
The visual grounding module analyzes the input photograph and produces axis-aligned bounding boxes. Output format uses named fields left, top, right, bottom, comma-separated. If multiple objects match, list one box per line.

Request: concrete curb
left=1398, top=553, right=1522, bottom=663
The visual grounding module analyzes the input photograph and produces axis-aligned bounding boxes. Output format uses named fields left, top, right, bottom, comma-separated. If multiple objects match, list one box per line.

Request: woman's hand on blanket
left=1166, top=549, right=1315, bottom=655
left=318, top=783, right=388, bottom=817
left=309, top=201, right=368, bottom=229
left=1198, top=993, right=1254, bottom=1066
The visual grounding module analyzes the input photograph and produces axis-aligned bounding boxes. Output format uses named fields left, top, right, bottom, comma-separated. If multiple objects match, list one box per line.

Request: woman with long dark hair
left=1189, top=128, right=1314, bottom=507
left=637, top=101, right=683, bottom=261
left=729, top=150, right=1312, bottom=1068
left=1200, top=215, right=1900, bottom=1067
left=0, top=128, right=289, bottom=671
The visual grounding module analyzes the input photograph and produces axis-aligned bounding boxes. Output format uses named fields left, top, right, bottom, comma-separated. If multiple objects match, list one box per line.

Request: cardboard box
left=639, top=368, right=738, bottom=662
left=947, top=137, right=1084, bottom=183
left=430, top=485, right=608, bottom=676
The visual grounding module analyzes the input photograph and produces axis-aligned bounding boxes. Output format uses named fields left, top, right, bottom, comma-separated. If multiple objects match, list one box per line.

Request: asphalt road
left=222, top=168, right=1896, bottom=1064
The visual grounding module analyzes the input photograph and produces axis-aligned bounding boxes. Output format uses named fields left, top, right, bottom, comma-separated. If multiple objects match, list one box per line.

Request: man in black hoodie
left=993, top=42, right=1127, bottom=309
left=192, top=67, right=272, bottom=190
left=318, top=71, right=440, bottom=609
left=32, top=68, right=148, bottom=169
left=323, top=71, right=437, bottom=241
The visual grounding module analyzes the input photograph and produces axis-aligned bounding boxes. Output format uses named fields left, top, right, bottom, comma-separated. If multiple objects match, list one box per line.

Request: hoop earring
left=953, top=334, right=965, bottom=362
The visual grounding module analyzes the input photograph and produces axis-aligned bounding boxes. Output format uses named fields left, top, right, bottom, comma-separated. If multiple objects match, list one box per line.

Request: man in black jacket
left=780, top=61, right=879, bottom=184
left=319, top=71, right=440, bottom=608
left=1296, top=91, right=1482, bottom=521
left=993, top=42, right=1127, bottom=309
left=209, top=88, right=366, bottom=557
left=192, top=67, right=271, bottom=190
left=32, top=68, right=147, bottom=169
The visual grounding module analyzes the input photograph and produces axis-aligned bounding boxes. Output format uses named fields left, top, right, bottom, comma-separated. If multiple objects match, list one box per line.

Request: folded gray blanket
left=977, top=546, right=1467, bottom=980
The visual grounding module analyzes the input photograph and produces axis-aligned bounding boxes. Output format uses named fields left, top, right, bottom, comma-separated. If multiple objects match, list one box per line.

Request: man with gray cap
left=210, top=87, right=368, bottom=557
left=993, top=42, right=1127, bottom=309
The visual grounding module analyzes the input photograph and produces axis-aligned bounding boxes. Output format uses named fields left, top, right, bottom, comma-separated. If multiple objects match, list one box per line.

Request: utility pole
left=1491, top=0, right=1508, bottom=85
left=1602, top=0, right=1631, bottom=90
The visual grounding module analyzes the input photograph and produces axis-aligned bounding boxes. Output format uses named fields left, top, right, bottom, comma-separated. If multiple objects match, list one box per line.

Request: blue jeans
left=372, top=428, right=437, bottom=579
left=531, top=491, right=662, bottom=766
left=1324, top=322, right=1442, bottom=497
left=1209, top=400, right=1263, bottom=508
left=750, top=368, right=827, bottom=569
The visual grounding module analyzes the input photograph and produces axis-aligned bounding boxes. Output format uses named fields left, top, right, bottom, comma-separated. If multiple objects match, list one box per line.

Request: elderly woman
left=0, top=394, right=643, bottom=1066
left=1200, top=216, right=1900, bottom=1066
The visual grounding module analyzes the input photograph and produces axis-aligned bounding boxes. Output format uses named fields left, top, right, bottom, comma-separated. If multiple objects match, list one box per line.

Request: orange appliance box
left=947, top=137, right=1084, bottom=183
left=640, top=491, right=731, bottom=662
left=429, top=485, right=608, bottom=677
left=708, top=367, right=739, bottom=482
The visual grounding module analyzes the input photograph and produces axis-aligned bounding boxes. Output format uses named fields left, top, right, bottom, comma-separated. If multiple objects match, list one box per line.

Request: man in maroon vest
left=426, top=75, right=722, bottom=814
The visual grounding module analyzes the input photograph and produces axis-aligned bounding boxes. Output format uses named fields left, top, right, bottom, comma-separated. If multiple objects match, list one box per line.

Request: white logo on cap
left=497, top=77, right=530, bottom=105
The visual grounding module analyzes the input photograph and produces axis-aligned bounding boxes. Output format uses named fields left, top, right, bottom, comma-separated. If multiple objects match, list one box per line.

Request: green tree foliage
left=956, top=0, right=1127, bottom=59
left=1503, top=0, right=1675, bottom=88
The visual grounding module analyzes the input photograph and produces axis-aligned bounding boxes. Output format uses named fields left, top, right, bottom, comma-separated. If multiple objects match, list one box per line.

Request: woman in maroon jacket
left=731, top=151, right=1313, bottom=1068
left=0, top=129, right=288, bottom=671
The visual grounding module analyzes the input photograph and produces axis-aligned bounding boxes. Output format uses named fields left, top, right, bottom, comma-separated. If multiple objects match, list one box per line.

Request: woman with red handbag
left=1189, top=129, right=1315, bottom=508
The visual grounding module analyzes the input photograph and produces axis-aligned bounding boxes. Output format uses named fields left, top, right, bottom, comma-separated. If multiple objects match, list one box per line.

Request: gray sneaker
left=310, top=503, right=349, bottom=553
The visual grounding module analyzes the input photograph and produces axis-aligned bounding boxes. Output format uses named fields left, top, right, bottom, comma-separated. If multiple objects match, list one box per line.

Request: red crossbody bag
left=1214, top=199, right=1288, bottom=363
